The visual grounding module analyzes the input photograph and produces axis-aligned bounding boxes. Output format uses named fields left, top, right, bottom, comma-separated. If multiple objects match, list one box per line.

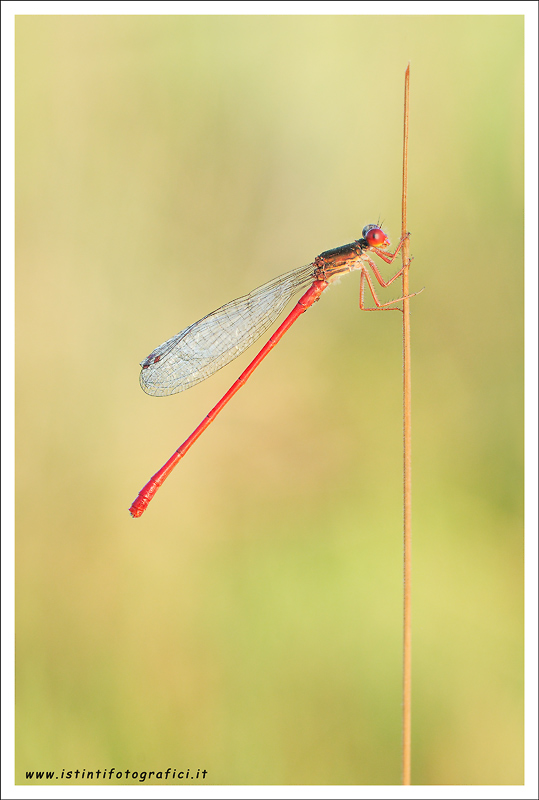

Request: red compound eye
left=364, top=226, right=390, bottom=248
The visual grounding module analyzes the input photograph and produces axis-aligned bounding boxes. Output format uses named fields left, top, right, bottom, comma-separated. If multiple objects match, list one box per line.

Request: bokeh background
left=15, top=14, right=524, bottom=786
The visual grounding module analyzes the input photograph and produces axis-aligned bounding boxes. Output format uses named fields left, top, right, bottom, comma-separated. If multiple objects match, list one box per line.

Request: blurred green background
left=16, top=15, right=524, bottom=786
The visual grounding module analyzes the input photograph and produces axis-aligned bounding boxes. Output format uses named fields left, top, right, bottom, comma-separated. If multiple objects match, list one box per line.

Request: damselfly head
left=362, top=225, right=390, bottom=249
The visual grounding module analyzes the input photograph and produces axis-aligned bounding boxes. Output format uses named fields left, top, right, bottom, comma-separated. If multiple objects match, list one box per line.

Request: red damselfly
left=130, top=225, right=415, bottom=517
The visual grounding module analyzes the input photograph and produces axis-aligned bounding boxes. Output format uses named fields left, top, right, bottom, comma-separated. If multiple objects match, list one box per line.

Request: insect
left=130, top=225, right=414, bottom=517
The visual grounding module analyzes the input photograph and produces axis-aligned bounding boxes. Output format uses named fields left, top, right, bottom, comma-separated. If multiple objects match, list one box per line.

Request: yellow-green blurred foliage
left=16, top=15, right=523, bottom=785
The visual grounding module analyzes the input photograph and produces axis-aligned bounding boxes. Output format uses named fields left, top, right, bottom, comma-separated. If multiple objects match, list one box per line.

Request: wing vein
left=139, top=263, right=315, bottom=397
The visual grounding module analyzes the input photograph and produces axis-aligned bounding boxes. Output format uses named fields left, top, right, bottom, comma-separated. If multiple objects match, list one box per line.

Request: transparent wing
left=139, top=263, right=316, bottom=397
